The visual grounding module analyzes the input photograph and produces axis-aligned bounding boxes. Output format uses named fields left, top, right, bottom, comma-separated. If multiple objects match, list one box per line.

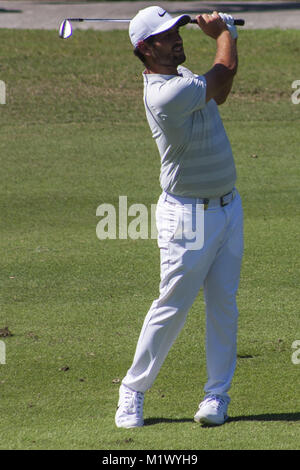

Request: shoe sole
left=115, top=421, right=144, bottom=429
left=194, top=415, right=228, bottom=426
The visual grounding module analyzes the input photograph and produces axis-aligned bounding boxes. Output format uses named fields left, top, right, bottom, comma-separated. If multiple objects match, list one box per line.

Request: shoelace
left=122, top=389, right=144, bottom=416
left=202, top=395, right=227, bottom=411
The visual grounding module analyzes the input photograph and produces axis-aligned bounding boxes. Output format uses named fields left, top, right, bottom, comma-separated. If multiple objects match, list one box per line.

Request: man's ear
left=137, top=40, right=153, bottom=58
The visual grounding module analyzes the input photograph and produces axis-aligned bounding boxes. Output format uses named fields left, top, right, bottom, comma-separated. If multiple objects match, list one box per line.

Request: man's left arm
left=214, top=38, right=238, bottom=105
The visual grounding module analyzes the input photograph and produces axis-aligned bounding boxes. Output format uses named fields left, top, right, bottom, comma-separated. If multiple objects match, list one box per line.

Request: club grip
left=67, top=18, right=84, bottom=22
left=234, top=19, right=245, bottom=26
left=190, top=18, right=245, bottom=26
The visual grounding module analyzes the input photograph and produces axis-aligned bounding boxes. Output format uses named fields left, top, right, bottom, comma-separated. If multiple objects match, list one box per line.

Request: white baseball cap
left=129, top=6, right=191, bottom=48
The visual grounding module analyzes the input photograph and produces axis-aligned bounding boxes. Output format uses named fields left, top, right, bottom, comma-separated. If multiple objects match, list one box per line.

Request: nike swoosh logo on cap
left=158, top=11, right=167, bottom=17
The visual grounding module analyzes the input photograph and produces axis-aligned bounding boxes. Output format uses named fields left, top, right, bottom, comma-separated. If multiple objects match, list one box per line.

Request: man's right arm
left=196, top=13, right=238, bottom=103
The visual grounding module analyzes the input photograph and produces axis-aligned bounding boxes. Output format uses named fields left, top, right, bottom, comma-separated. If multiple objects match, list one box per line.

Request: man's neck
left=144, top=64, right=179, bottom=75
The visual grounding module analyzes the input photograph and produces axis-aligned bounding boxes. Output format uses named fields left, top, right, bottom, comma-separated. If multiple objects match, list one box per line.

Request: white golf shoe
left=115, top=384, right=144, bottom=428
left=194, top=394, right=230, bottom=425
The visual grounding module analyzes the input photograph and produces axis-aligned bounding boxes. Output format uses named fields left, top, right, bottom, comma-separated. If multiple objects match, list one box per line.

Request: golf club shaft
left=66, top=18, right=245, bottom=26
left=67, top=18, right=131, bottom=22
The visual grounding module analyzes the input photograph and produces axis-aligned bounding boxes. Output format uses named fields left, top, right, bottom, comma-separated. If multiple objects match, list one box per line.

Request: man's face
left=147, top=26, right=186, bottom=68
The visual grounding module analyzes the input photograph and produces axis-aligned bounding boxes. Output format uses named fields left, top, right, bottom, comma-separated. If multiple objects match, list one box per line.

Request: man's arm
left=213, top=38, right=238, bottom=105
left=212, top=77, right=234, bottom=105
left=196, top=13, right=238, bottom=104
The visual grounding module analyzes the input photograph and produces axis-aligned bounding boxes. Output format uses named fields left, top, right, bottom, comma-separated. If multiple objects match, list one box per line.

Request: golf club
left=59, top=17, right=245, bottom=39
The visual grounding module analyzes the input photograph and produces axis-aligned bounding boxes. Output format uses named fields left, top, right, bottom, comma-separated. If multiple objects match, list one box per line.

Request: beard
left=152, top=44, right=186, bottom=68
left=171, top=49, right=186, bottom=66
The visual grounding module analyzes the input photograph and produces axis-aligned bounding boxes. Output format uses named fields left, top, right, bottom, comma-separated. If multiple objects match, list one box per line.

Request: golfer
left=115, top=6, right=243, bottom=427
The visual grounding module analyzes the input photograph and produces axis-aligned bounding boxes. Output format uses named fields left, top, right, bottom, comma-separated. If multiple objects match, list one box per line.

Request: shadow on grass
left=145, top=418, right=193, bottom=426
left=228, top=412, right=300, bottom=423
left=145, top=412, right=300, bottom=426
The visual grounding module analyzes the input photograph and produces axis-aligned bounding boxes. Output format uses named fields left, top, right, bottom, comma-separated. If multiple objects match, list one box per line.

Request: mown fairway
left=0, top=27, right=299, bottom=450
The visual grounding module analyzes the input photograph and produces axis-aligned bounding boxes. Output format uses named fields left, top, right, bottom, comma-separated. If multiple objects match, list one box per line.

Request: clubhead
left=59, top=20, right=72, bottom=39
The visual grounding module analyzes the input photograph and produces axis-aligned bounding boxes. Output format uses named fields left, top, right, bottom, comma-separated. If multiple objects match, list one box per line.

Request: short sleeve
left=151, top=74, right=207, bottom=122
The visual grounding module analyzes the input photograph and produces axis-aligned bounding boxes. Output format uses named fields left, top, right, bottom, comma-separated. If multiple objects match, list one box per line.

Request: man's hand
left=219, top=13, right=238, bottom=39
left=195, top=11, right=228, bottom=39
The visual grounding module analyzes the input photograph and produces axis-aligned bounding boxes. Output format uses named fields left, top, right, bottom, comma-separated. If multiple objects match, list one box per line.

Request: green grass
left=0, top=27, right=300, bottom=450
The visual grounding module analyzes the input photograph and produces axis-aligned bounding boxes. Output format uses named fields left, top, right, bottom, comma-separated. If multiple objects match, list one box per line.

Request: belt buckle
left=220, top=192, right=232, bottom=207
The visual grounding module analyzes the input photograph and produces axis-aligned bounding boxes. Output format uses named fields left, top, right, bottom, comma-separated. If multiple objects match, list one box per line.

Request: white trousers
left=122, top=189, right=244, bottom=397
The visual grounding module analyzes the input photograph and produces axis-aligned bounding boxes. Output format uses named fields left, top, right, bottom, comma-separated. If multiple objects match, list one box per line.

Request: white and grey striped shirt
left=143, top=65, right=236, bottom=198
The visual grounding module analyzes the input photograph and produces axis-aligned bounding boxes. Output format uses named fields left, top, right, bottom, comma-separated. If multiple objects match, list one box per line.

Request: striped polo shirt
left=143, top=65, right=236, bottom=198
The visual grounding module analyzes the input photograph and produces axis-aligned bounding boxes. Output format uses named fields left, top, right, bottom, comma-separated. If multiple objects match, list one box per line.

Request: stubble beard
left=152, top=44, right=186, bottom=69
left=172, top=50, right=186, bottom=66
left=172, top=43, right=186, bottom=63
